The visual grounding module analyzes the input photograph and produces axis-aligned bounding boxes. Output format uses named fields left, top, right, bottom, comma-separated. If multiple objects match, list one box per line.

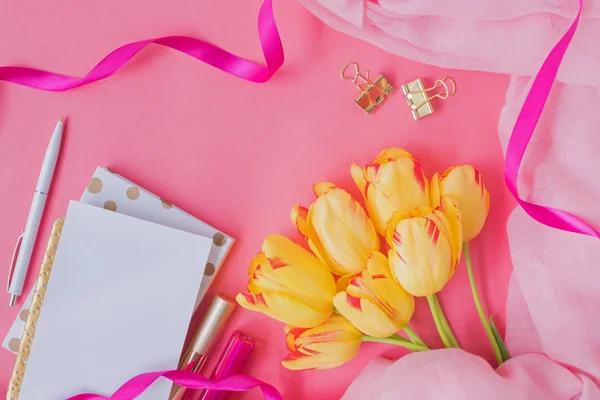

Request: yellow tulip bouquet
left=236, top=148, right=509, bottom=370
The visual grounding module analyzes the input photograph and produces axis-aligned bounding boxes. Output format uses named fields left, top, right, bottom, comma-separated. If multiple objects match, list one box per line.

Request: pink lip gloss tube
left=197, top=331, right=256, bottom=400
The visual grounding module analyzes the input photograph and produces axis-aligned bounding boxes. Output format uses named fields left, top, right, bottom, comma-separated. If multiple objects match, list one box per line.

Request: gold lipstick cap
left=180, top=295, right=236, bottom=367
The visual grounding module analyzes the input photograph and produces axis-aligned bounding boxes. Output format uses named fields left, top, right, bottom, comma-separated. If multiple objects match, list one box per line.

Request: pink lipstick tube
left=197, top=331, right=256, bottom=400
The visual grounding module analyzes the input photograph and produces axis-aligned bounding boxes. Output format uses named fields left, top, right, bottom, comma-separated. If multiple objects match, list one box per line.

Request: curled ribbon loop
left=66, top=370, right=282, bottom=400
left=505, top=0, right=599, bottom=238
left=0, top=0, right=283, bottom=88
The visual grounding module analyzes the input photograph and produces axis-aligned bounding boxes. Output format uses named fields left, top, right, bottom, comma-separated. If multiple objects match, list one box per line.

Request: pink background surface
left=0, top=0, right=514, bottom=398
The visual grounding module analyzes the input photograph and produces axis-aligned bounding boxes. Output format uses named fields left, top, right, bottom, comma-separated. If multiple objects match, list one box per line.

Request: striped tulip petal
left=351, top=148, right=430, bottom=235
left=236, top=292, right=331, bottom=328
left=431, top=165, right=490, bottom=241
left=282, top=314, right=362, bottom=370
left=292, top=183, right=379, bottom=276
left=386, top=208, right=458, bottom=297
left=237, top=234, right=336, bottom=328
left=334, top=252, right=415, bottom=337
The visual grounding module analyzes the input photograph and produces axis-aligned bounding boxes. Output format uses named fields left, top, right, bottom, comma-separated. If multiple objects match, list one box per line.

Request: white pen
left=7, top=117, right=64, bottom=306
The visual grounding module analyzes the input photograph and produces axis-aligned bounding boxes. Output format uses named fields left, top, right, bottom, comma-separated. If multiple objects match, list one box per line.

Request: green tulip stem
left=400, top=325, right=429, bottom=348
left=426, top=295, right=453, bottom=348
left=431, top=294, right=460, bottom=348
left=464, top=242, right=504, bottom=366
left=361, top=335, right=430, bottom=352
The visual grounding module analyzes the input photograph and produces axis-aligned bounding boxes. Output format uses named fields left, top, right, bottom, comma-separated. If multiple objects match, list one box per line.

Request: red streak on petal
left=347, top=295, right=362, bottom=311
left=303, top=347, right=321, bottom=356
left=252, top=264, right=262, bottom=280
left=474, top=168, right=482, bottom=186
left=284, top=350, right=312, bottom=362
left=371, top=274, right=386, bottom=280
left=393, top=231, right=403, bottom=246
left=288, top=327, right=310, bottom=339
left=433, top=226, right=441, bottom=243
left=242, top=293, right=266, bottom=306
left=269, top=256, right=287, bottom=270
left=426, top=218, right=436, bottom=237
left=254, top=293, right=267, bottom=306
left=349, top=278, right=361, bottom=287
left=394, top=250, right=408, bottom=265
left=425, top=219, right=441, bottom=243
left=297, top=206, right=308, bottom=220
left=474, top=168, right=487, bottom=196
left=413, top=161, right=426, bottom=191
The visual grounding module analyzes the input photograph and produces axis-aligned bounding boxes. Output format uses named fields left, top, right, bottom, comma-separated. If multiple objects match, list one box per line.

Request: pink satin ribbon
left=0, top=0, right=283, bottom=87
left=65, top=370, right=282, bottom=400
left=505, top=0, right=599, bottom=238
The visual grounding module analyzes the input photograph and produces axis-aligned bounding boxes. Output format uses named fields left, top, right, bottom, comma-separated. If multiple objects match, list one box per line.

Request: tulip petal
left=335, top=292, right=402, bottom=337
left=285, top=314, right=361, bottom=340
left=373, top=147, right=414, bottom=164
left=282, top=315, right=362, bottom=370
left=305, top=206, right=342, bottom=269
left=438, top=196, right=463, bottom=267
left=282, top=341, right=360, bottom=370
left=385, top=207, right=432, bottom=247
left=335, top=252, right=415, bottom=337
left=336, top=273, right=358, bottom=293
left=311, top=187, right=379, bottom=275
left=364, top=272, right=414, bottom=328
left=236, top=292, right=331, bottom=328
left=430, top=173, right=442, bottom=208
left=354, top=149, right=430, bottom=235
left=363, top=157, right=429, bottom=235
left=290, top=204, right=309, bottom=235
left=350, top=163, right=368, bottom=197
left=437, top=165, right=490, bottom=241
left=387, top=213, right=454, bottom=296
left=249, top=235, right=336, bottom=312
left=365, top=250, right=392, bottom=280
left=291, top=204, right=329, bottom=263
left=313, top=182, right=336, bottom=197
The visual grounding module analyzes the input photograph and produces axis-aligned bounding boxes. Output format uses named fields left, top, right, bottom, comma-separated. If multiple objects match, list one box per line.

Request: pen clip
left=7, top=231, right=24, bottom=291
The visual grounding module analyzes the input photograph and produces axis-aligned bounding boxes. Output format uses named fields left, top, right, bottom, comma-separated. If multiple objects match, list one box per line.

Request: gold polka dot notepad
left=3, top=167, right=234, bottom=358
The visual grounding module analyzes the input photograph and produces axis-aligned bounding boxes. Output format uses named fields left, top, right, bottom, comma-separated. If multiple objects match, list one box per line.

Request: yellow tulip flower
left=236, top=235, right=336, bottom=328
left=282, top=314, right=362, bottom=370
left=386, top=202, right=462, bottom=297
left=430, top=165, right=490, bottom=242
left=334, top=252, right=415, bottom=338
left=291, top=182, right=379, bottom=276
left=351, top=148, right=430, bottom=236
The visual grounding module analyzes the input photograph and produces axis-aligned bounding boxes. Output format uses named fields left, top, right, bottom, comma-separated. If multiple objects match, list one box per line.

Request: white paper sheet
left=4, top=166, right=234, bottom=354
left=18, top=201, right=212, bottom=399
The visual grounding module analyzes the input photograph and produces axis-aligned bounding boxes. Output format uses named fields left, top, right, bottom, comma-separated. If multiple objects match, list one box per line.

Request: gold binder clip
left=401, top=77, right=456, bottom=120
left=341, top=62, right=394, bottom=114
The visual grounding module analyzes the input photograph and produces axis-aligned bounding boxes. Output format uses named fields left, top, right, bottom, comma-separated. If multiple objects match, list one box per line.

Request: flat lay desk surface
left=0, top=0, right=513, bottom=398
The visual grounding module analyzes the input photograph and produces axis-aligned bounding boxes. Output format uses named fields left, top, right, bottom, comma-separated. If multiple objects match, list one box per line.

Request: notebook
left=17, top=201, right=212, bottom=399
left=3, top=167, right=234, bottom=354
